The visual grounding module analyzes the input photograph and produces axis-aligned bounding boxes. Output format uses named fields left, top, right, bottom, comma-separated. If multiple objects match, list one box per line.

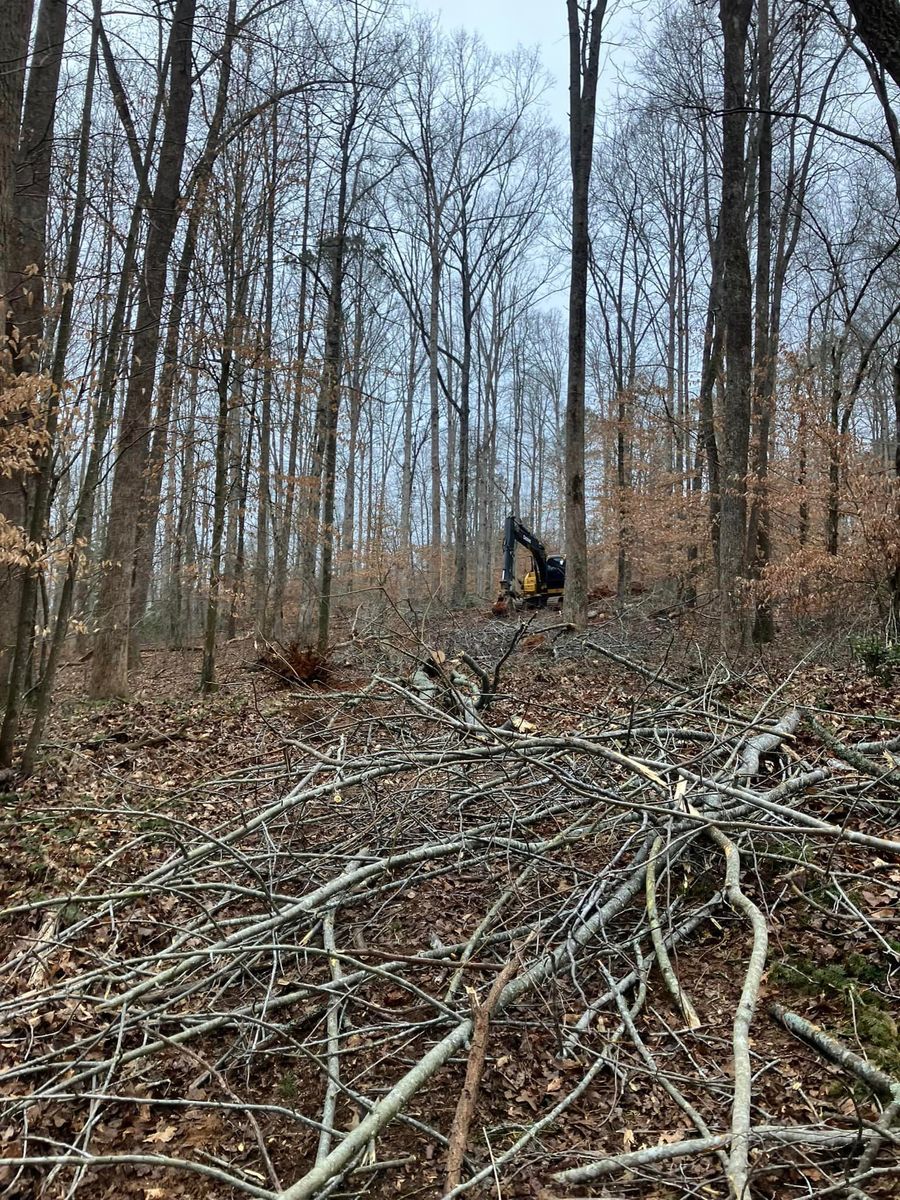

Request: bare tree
left=716, top=0, right=753, bottom=639
left=0, top=0, right=70, bottom=763
left=564, top=0, right=607, bottom=627
left=90, top=0, right=197, bottom=697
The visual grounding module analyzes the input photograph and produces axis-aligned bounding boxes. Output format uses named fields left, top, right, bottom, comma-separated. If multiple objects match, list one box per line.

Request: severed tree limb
left=459, top=652, right=491, bottom=707
left=461, top=618, right=537, bottom=710
left=550, top=1125, right=873, bottom=1184
left=315, top=914, right=343, bottom=1163
left=738, top=708, right=800, bottom=777
left=563, top=895, right=721, bottom=1055
left=850, top=1089, right=900, bottom=1197
left=602, top=954, right=729, bottom=1175
left=769, top=1003, right=898, bottom=1101
left=274, top=844, right=651, bottom=1200
left=442, top=954, right=650, bottom=1198
left=584, top=640, right=696, bottom=696
left=697, top=811, right=769, bottom=1200
left=0, top=1153, right=277, bottom=1198
left=553, top=1132, right=733, bottom=1183
left=646, top=836, right=701, bottom=1028
left=853, top=731, right=900, bottom=755
left=444, top=954, right=521, bottom=1192
left=805, top=711, right=900, bottom=790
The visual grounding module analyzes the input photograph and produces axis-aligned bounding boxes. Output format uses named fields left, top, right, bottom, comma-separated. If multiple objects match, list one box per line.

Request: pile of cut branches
left=253, top=640, right=332, bottom=687
left=0, top=648, right=898, bottom=1200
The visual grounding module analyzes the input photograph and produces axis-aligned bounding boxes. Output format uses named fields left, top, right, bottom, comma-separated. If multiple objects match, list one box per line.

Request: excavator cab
left=499, top=514, right=565, bottom=608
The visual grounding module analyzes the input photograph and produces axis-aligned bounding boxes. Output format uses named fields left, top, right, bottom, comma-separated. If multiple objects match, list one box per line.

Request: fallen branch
left=443, top=954, right=650, bottom=1198
left=805, top=711, right=900, bottom=789
left=738, top=708, right=800, bottom=777
left=769, top=1003, right=899, bottom=1101
left=273, top=845, right=651, bottom=1200
left=551, top=1125, right=872, bottom=1184
left=444, top=954, right=521, bottom=1191
left=462, top=618, right=533, bottom=709
left=646, top=835, right=701, bottom=1028
left=700, top=813, right=769, bottom=1200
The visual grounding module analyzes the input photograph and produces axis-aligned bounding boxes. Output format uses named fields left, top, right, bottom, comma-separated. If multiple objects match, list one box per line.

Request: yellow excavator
left=498, top=514, right=566, bottom=609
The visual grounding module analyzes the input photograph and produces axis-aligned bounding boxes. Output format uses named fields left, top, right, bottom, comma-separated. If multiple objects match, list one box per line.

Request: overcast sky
left=410, top=0, right=635, bottom=130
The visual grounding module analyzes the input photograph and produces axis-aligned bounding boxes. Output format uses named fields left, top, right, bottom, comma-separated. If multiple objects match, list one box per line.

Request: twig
left=551, top=1125, right=871, bottom=1184
left=443, top=953, right=650, bottom=1198
left=805, top=711, right=900, bottom=789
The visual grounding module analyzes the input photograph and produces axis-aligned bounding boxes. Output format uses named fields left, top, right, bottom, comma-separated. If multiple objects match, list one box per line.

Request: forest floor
left=1, top=600, right=899, bottom=1200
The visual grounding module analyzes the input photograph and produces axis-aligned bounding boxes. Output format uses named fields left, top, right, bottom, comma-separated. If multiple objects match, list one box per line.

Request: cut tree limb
left=646, top=835, right=701, bottom=1028
left=738, top=707, right=799, bottom=777
left=697, top=812, right=769, bottom=1200
left=444, top=953, right=521, bottom=1191
left=769, top=1003, right=899, bottom=1101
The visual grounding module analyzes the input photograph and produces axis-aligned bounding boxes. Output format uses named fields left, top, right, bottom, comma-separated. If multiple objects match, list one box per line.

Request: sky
left=410, top=0, right=631, bottom=131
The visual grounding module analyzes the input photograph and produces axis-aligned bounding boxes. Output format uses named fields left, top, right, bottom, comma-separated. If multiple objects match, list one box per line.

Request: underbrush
left=254, top=639, right=332, bottom=687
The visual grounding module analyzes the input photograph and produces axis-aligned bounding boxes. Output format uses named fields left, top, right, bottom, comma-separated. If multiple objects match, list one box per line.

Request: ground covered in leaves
left=1, top=604, right=898, bottom=1200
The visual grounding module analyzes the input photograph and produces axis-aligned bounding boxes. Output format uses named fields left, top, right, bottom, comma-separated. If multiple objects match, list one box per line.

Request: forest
left=0, top=0, right=899, bottom=1198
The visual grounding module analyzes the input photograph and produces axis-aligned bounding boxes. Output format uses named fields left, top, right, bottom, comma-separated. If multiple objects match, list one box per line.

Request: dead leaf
left=145, top=1123, right=177, bottom=1145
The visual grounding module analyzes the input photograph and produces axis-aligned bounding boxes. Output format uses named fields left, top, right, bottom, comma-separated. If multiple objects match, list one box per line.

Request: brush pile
left=253, top=640, right=332, bottom=688
left=1, top=645, right=898, bottom=1200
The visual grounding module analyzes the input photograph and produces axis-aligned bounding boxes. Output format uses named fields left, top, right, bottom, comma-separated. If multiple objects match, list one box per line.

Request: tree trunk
left=0, top=0, right=38, bottom=704
left=564, top=0, right=606, bottom=627
left=399, top=312, right=416, bottom=598
left=200, top=325, right=234, bottom=692
left=428, top=240, right=443, bottom=588
left=616, top=390, right=630, bottom=603
left=271, top=144, right=313, bottom=637
left=254, top=111, right=278, bottom=640
left=849, top=0, right=900, bottom=91
left=717, top=0, right=754, bottom=640
left=316, top=96, right=358, bottom=653
left=129, top=0, right=237, bottom=661
left=891, top=350, right=900, bottom=629
left=747, top=0, right=774, bottom=644
left=90, top=0, right=196, bottom=698
left=316, top=253, right=344, bottom=653
left=341, top=285, right=364, bottom=586
left=452, top=230, right=473, bottom=607
left=0, top=0, right=68, bottom=761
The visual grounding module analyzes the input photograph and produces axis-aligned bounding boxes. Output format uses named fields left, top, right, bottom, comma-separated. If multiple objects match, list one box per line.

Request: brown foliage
left=254, top=640, right=332, bottom=687
left=0, top=368, right=51, bottom=566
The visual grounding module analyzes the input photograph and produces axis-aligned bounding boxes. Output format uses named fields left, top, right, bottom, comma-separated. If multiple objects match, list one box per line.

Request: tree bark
left=129, top=0, right=237, bottom=660
left=90, top=0, right=196, bottom=698
left=891, top=350, right=900, bottom=629
left=564, top=0, right=607, bottom=627
left=717, top=0, right=754, bottom=640
left=747, top=0, right=774, bottom=644
left=316, top=226, right=349, bottom=655
left=0, top=0, right=71, bottom=764
left=0, top=0, right=38, bottom=704
left=316, top=84, right=360, bottom=653
left=451, top=223, right=473, bottom=607
left=254, top=110, right=278, bottom=640
left=200, top=319, right=234, bottom=692
left=849, top=0, right=900, bottom=90
left=428, top=238, right=443, bottom=587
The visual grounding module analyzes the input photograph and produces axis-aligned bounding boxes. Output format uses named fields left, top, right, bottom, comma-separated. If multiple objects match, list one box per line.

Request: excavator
left=497, top=514, right=566, bottom=609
